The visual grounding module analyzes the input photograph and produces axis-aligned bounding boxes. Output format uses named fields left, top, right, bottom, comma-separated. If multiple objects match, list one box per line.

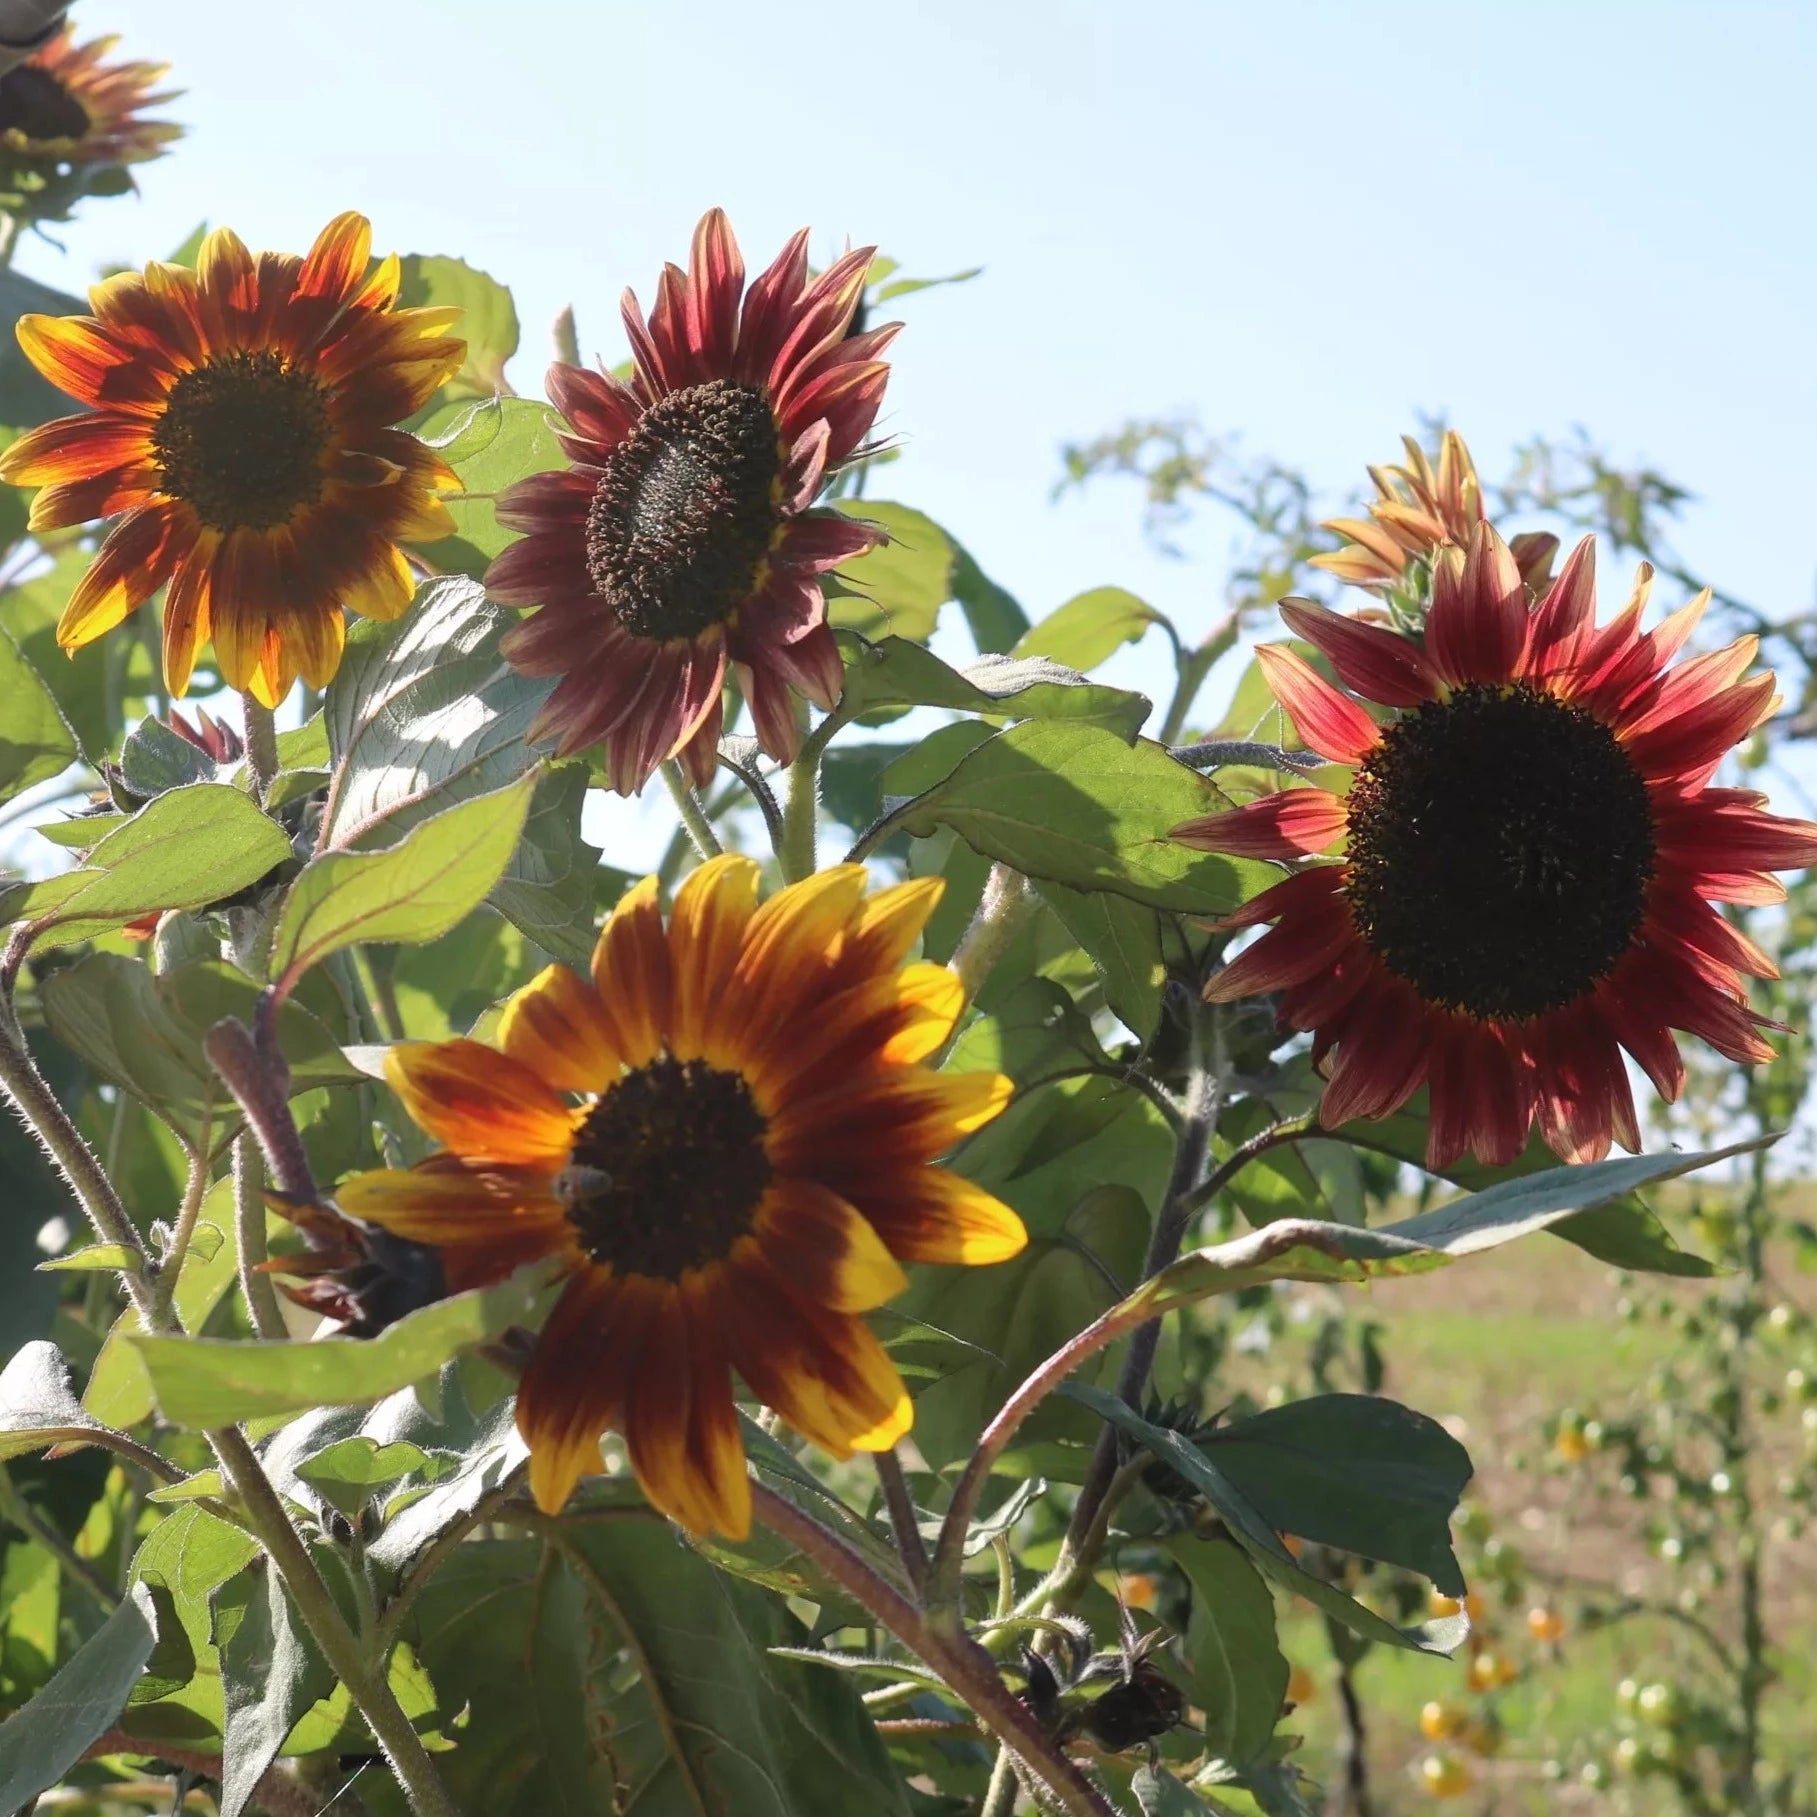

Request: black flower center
left=556, top=1055, right=772, bottom=1280
left=152, top=350, right=332, bottom=532
left=1343, top=682, right=1655, bottom=1020
left=0, top=66, right=91, bottom=144
left=585, top=379, right=783, bottom=641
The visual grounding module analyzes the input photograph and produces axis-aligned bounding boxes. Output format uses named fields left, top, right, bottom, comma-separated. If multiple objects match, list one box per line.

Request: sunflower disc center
left=152, top=350, right=332, bottom=532
left=585, top=378, right=782, bottom=641
left=1343, top=682, right=1655, bottom=1020
left=0, top=66, right=91, bottom=143
left=558, top=1055, right=772, bottom=1279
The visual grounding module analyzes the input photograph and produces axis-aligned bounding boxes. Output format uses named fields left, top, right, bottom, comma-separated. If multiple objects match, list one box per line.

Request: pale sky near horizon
left=14, top=1, right=1817, bottom=852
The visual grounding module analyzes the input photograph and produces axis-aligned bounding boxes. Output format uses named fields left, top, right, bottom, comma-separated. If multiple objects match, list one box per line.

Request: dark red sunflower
left=486, top=208, right=896, bottom=795
left=1176, top=526, right=1817, bottom=1168
left=0, top=212, right=465, bottom=704
left=0, top=27, right=179, bottom=172
left=332, top=856, right=1025, bottom=1536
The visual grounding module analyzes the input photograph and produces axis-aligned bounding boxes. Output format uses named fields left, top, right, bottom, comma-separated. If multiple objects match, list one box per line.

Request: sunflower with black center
left=0, top=26, right=179, bottom=191
left=0, top=212, right=465, bottom=704
left=486, top=208, right=896, bottom=794
left=332, top=856, right=1026, bottom=1536
left=1175, top=526, right=1817, bottom=1168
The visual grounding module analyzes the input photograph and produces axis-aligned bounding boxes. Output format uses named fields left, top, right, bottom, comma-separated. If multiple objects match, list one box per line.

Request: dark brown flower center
left=0, top=66, right=91, bottom=144
left=556, top=1055, right=772, bottom=1280
left=585, top=379, right=783, bottom=641
left=152, top=350, right=332, bottom=532
left=1343, top=682, right=1655, bottom=1020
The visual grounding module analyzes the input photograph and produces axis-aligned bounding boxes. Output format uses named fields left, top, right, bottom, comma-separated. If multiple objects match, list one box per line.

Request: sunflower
left=0, top=27, right=179, bottom=174
left=0, top=212, right=465, bottom=704
left=1313, top=430, right=1558, bottom=599
left=486, top=208, right=896, bottom=794
left=1175, top=526, right=1817, bottom=1168
left=333, top=856, right=1026, bottom=1536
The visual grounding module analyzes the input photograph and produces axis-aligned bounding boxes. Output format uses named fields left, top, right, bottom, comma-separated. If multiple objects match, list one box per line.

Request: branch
left=79, top=1729, right=357, bottom=1817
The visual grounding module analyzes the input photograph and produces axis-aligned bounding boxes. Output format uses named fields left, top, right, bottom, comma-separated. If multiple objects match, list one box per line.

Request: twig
left=660, top=760, right=725, bottom=860
left=874, top=1449, right=929, bottom=1593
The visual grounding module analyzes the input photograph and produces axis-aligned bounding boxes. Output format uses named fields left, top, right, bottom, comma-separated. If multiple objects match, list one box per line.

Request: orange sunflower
left=1313, top=430, right=1558, bottom=599
left=0, top=212, right=465, bottom=704
left=487, top=208, right=896, bottom=794
left=0, top=27, right=179, bottom=173
left=1176, top=526, right=1817, bottom=1168
left=334, top=855, right=1026, bottom=1537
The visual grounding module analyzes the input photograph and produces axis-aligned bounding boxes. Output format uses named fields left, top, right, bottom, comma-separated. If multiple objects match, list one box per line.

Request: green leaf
left=1014, top=586, right=1167, bottom=673
left=1338, top=1107, right=1718, bottom=1277
left=1071, top=1385, right=1460, bottom=1656
left=952, top=542, right=1029, bottom=653
left=827, top=501, right=956, bottom=640
left=0, top=1341, right=109, bottom=1460
left=294, top=1437, right=433, bottom=1516
left=1163, top=1538, right=1287, bottom=1769
left=412, top=1523, right=914, bottom=1816
left=397, top=253, right=519, bottom=400
left=3, top=784, right=290, bottom=952
left=1134, top=1764, right=1220, bottom=1815
left=896, top=722, right=1269, bottom=913
left=1035, top=880, right=1166, bottom=1037
left=838, top=635, right=1151, bottom=740
left=127, top=1260, right=560, bottom=1429
left=156, top=960, right=366, bottom=1092
left=407, top=396, right=564, bottom=577
left=269, top=772, right=536, bottom=994
left=1204, top=1396, right=1472, bottom=1594
left=0, top=1582, right=159, bottom=1811
left=0, top=626, right=76, bottom=800
left=213, top=1561, right=334, bottom=1817
left=118, top=716, right=220, bottom=800
left=2, top=549, right=143, bottom=761
left=485, top=762, right=601, bottom=965
left=36, top=1242, right=139, bottom=1273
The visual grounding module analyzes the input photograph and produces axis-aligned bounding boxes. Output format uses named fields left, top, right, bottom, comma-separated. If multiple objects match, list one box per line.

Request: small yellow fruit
left=1555, top=1427, right=1590, bottom=1463
left=1462, top=1714, right=1505, bottom=1758
left=1285, top=1665, right=1316, bottom=1705
left=1419, top=1753, right=1472, bottom=1799
left=1420, top=1700, right=1467, bottom=1741
left=1527, top=1606, right=1566, bottom=1644
left=1466, top=1651, right=1516, bottom=1692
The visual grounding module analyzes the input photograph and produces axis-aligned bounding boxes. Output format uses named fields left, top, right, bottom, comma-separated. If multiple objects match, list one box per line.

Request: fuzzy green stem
left=779, top=724, right=823, bottom=883
left=241, top=694, right=280, bottom=806
left=660, top=760, right=725, bottom=861
left=948, top=864, right=1038, bottom=1005
left=232, top=1130, right=287, bottom=1339
left=874, top=1449, right=928, bottom=1592
left=208, top=1426, right=464, bottom=1817
left=979, top=1749, right=1023, bottom=1817
left=151, top=1134, right=213, bottom=1328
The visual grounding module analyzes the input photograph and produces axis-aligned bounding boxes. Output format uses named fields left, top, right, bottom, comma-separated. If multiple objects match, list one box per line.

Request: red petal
left=1277, top=598, right=1438, bottom=707
left=1255, top=645, right=1380, bottom=763
left=1172, top=789, right=1348, bottom=858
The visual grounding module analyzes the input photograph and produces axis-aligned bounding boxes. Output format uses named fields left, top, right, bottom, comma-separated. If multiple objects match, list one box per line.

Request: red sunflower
left=331, top=856, right=1025, bottom=1536
left=486, top=208, right=896, bottom=795
left=1176, top=526, right=1817, bottom=1167
left=0, top=27, right=179, bottom=172
left=0, top=212, right=465, bottom=704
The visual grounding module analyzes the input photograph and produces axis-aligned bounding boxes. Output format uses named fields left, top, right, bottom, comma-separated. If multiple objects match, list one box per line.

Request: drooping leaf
left=269, top=772, right=537, bottom=994
left=1162, top=1538, right=1288, bottom=1769
left=895, top=722, right=1268, bottom=913
left=0, top=1583, right=159, bottom=1811
left=827, top=501, right=957, bottom=641
left=1014, top=586, right=1167, bottom=673
left=0, top=626, right=77, bottom=801
left=3, top=784, right=291, bottom=951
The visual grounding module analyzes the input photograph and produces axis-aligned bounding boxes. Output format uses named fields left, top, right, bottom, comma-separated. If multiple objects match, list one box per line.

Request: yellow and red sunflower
left=0, top=26, right=179, bottom=172
left=0, top=212, right=465, bottom=704
left=1177, top=526, right=1817, bottom=1168
left=332, top=856, right=1026, bottom=1537
left=486, top=208, right=896, bottom=794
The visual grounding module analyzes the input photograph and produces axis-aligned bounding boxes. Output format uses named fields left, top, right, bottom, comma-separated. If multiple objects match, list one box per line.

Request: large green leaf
left=2, top=784, right=291, bottom=951
left=895, top=722, right=1267, bottom=913
left=838, top=634, right=1151, bottom=740
left=0, top=1341, right=109, bottom=1461
left=269, top=772, right=536, bottom=995
left=397, top=253, right=519, bottom=400
left=0, top=1583, right=160, bottom=1811
left=1163, top=1539, right=1287, bottom=1770
left=1014, top=586, right=1167, bottom=673
left=486, top=762, right=601, bottom=966
left=1204, top=1396, right=1471, bottom=1594
left=411, top=1523, right=914, bottom=1816
left=1035, top=880, right=1166, bottom=1037
left=127, top=1260, right=559, bottom=1429
left=0, top=626, right=76, bottom=800
left=407, top=396, right=565, bottom=578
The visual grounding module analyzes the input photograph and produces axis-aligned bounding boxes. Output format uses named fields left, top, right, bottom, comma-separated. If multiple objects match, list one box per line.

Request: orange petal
left=282, top=600, right=347, bottom=691
left=161, top=544, right=213, bottom=698
left=769, top=1066, right=1013, bottom=1175
left=752, top=1179, right=908, bottom=1313
left=849, top=1166, right=1028, bottom=1266
left=340, top=541, right=416, bottom=622
left=589, top=876, right=671, bottom=1068
left=384, top=1038, right=576, bottom=1166
left=498, top=963, right=626, bottom=1094
left=57, top=503, right=193, bottom=648
left=13, top=313, right=170, bottom=413
left=336, top=1158, right=568, bottom=1253
left=298, top=211, right=373, bottom=305
left=0, top=411, right=155, bottom=487
left=667, top=853, right=763, bottom=1064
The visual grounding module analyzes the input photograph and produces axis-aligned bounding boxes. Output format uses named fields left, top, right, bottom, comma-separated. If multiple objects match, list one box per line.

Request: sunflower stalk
left=779, top=705, right=833, bottom=882
left=241, top=693, right=280, bottom=806
left=949, top=864, right=1038, bottom=1005
left=660, top=759, right=725, bottom=860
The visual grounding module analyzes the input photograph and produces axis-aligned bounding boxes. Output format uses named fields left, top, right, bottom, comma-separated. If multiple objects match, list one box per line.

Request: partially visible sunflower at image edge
left=0, top=26, right=180, bottom=172
left=0, top=212, right=465, bottom=703
left=331, top=856, right=1027, bottom=1537
left=487, top=207, right=896, bottom=794
left=1175, top=525, right=1817, bottom=1168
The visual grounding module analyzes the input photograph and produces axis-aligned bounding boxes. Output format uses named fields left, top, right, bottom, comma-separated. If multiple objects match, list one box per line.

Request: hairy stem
left=208, top=1426, right=464, bottom=1817
left=661, top=760, right=725, bottom=861
left=749, top=1481, right=1114, bottom=1817
left=241, top=694, right=280, bottom=806
left=233, top=1130, right=286, bottom=1339
left=874, top=1449, right=928, bottom=1592
left=152, top=1134, right=214, bottom=1329
left=206, top=1012, right=317, bottom=1203
left=778, top=713, right=826, bottom=883
left=948, top=864, right=1038, bottom=1005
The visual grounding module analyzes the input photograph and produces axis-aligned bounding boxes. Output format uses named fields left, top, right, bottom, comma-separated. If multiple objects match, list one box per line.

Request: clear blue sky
left=24, top=0, right=1817, bottom=735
